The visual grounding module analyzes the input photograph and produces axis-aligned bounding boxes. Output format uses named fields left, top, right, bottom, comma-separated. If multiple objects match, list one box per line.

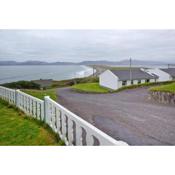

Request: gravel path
left=57, top=87, right=175, bottom=145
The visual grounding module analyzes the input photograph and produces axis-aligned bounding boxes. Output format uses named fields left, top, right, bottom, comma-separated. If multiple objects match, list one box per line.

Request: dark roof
left=110, top=69, right=157, bottom=81
left=161, top=68, right=175, bottom=77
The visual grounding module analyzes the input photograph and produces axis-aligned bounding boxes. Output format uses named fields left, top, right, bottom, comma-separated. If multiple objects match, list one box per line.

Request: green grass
left=51, top=76, right=99, bottom=88
left=72, top=82, right=153, bottom=94
left=22, top=88, right=57, bottom=101
left=72, top=81, right=175, bottom=94
left=72, top=83, right=111, bottom=93
left=0, top=99, right=64, bottom=145
left=149, top=82, right=175, bottom=93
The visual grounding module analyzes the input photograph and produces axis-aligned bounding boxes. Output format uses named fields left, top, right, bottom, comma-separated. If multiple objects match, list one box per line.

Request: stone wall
left=150, top=91, right=175, bottom=105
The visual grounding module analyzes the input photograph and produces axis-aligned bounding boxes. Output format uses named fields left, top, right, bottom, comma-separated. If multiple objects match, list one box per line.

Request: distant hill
left=78, top=60, right=170, bottom=66
left=0, top=61, right=19, bottom=65
left=0, top=59, right=171, bottom=66
left=116, top=59, right=168, bottom=66
left=78, top=60, right=117, bottom=65
left=0, top=60, right=76, bottom=66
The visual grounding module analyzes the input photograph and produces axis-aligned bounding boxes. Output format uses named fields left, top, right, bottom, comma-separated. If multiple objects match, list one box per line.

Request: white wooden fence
left=0, top=86, right=128, bottom=146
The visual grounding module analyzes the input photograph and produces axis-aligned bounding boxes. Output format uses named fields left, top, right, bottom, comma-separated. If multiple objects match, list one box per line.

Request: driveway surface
left=57, top=87, right=175, bottom=145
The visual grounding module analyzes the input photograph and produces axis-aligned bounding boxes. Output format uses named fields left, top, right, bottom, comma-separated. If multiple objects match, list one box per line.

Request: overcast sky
left=0, top=30, right=175, bottom=63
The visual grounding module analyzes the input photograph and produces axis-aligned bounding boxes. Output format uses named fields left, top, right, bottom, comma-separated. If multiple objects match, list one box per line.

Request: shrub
left=2, top=81, right=41, bottom=89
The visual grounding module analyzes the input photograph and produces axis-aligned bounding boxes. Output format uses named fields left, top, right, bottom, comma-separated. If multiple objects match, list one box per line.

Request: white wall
left=145, top=68, right=172, bottom=82
left=150, top=79, right=156, bottom=83
left=99, top=70, right=119, bottom=90
left=127, top=80, right=131, bottom=86
left=141, top=79, right=145, bottom=83
left=133, top=80, right=138, bottom=85
left=118, top=81, right=123, bottom=88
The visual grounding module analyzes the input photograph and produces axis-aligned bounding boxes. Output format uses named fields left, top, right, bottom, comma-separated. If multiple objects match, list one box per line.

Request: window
left=146, top=79, right=150, bottom=83
left=122, top=81, right=127, bottom=86
left=138, top=80, right=141, bottom=84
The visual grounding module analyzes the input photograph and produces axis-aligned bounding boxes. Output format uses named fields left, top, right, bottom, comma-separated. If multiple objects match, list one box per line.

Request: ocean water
left=0, top=65, right=93, bottom=84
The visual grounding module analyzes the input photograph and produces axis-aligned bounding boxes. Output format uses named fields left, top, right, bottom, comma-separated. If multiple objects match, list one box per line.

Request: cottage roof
left=110, top=69, right=157, bottom=81
left=161, top=68, right=175, bottom=78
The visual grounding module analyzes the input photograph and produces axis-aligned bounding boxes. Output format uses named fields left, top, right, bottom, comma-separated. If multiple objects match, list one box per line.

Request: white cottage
left=145, top=68, right=175, bottom=82
left=99, top=69, right=157, bottom=90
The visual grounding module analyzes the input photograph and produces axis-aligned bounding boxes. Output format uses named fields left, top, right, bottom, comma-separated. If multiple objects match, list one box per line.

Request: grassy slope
left=22, top=88, right=57, bottom=101
left=51, top=76, right=99, bottom=88
left=72, top=83, right=110, bottom=93
left=0, top=100, right=64, bottom=145
left=72, top=82, right=153, bottom=94
left=150, top=82, right=175, bottom=93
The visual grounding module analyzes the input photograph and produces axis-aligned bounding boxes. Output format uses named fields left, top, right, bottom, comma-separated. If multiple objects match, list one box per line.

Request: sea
left=0, top=65, right=94, bottom=84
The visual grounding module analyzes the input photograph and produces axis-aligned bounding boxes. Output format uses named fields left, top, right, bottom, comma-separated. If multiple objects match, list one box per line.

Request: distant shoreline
left=0, top=59, right=172, bottom=66
left=0, top=65, right=94, bottom=84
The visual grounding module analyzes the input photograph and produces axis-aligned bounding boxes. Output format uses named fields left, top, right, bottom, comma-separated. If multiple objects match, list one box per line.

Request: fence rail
left=0, top=86, right=128, bottom=146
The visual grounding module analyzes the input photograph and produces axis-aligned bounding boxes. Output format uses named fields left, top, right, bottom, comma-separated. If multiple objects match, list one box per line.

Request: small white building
left=99, top=69, right=157, bottom=90
left=145, top=68, right=175, bottom=82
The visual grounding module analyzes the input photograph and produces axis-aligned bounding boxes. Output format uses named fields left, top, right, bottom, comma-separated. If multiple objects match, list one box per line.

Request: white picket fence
left=0, top=86, right=128, bottom=146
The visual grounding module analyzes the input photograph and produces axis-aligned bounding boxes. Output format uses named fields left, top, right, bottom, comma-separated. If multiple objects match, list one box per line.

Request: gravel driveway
left=57, top=87, right=175, bottom=145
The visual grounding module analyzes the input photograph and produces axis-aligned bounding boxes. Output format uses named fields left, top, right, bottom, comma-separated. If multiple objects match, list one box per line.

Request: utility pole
left=129, top=58, right=132, bottom=81
left=92, top=65, right=95, bottom=77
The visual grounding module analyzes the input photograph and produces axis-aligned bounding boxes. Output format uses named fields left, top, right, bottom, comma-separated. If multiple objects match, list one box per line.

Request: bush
left=2, top=81, right=41, bottom=89
left=149, top=82, right=175, bottom=93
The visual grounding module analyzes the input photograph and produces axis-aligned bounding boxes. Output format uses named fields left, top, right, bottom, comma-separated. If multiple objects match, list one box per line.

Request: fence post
left=15, top=89, right=20, bottom=107
left=44, top=96, right=50, bottom=124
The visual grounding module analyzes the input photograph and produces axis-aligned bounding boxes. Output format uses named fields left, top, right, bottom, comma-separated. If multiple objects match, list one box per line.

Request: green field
left=109, top=67, right=139, bottom=71
left=72, top=83, right=111, bottom=93
left=0, top=99, right=64, bottom=145
left=150, top=83, right=175, bottom=93
left=22, top=88, right=57, bottom=101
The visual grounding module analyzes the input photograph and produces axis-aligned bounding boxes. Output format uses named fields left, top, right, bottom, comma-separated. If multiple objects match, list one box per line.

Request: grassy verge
left=22, top=88, right=57, bottom=101
left=0, top=99, right=64, bottom=145
left=1, top=77, right=99, bottom=90
left=51, top=76, right=99, bottom=88
left=72, top=83, right=111, bottom=93
left=72, top=81, right=175, bottom=94
left=149, top=82, right=175, bottom=93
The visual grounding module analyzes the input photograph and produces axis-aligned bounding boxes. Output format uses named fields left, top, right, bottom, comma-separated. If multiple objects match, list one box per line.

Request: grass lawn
left=22, top=88, right=57, bottom=101
left=0, top=99, right=64, bottom=145
left=72, top=83, right=111, bottom=93
left=149, top=82, right=175, bottom=93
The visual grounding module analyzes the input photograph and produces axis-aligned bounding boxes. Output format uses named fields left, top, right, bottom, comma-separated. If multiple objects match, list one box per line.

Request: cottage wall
left=150, top=79, right=156, bottom=83
left=133, top=80, right=138, bottom=85
left=99, top=70, right=119, bottom=90
left=141, top=79, right=145, bottom=83
left=118, top=81, right=123, bottom=88
left=127, top=80, right=131, bottom=86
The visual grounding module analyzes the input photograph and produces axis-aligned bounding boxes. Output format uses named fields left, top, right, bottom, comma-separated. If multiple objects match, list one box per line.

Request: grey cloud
left=0, top=30, right=175, bottom=62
